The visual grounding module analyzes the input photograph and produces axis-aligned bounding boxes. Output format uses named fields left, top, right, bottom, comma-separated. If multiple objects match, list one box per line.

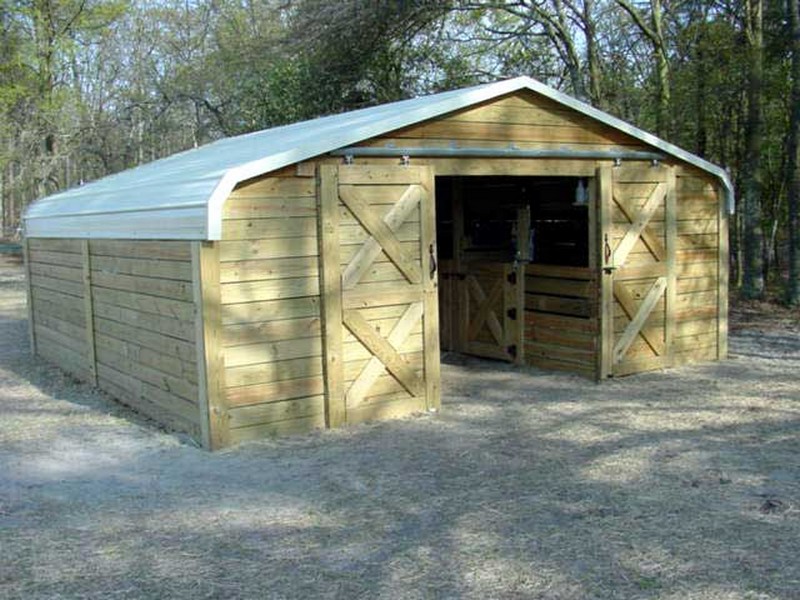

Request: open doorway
left=436, top=176, right=590, bottom=266
left=436, top=176, right=597, bottom=371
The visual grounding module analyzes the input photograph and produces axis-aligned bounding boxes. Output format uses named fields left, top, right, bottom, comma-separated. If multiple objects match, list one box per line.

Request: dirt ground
left=1, top=258, right=799, bottom=600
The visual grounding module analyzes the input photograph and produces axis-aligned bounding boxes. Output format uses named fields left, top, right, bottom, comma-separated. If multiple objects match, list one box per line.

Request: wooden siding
left=371, top=93, right=651, bottom=153
left=27, top=238, right=93, bottom=382
left=524, top=264, right=599, bottom=378
left=220, top=170, right=326, bottom=444
left=27, top=238, right=203, bottom=440
left=672, top=170, right=721, bottom=367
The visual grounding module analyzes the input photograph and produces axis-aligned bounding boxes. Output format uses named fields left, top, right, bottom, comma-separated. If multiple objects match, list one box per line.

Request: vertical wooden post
left=664, top=167, right=677, bottom=367
left=587, top=171, right=598, bottom=378
left=597, top=165, right=614, bottom=380
left=503, top=263, right=525, bottom=366
left=319, top=165, right=345, bottom=427
left=452, top=178, right=466, bottom=353
left=22, top=237, right=36, bottom=355
left=420, top=168, right=441, bottom=411
left=192, top=241, right=229, bottom=450
left=81, top=240, right=98, bottom=385
left=717, top=184, right=730, bottom=359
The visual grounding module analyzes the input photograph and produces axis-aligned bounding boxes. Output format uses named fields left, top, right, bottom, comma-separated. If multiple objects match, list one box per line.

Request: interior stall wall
left=524, top=264, right=598, bottom=377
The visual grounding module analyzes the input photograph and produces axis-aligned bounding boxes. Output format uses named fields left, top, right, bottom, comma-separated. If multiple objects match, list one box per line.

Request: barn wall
left=364, top=92, right=725, bottom=375
left=370, top=92, right=651, bottom=152
left=673, top=169, right=723, bottom=366
left=26, top=238, right=203, bottom=440
left=219, top=170, right=326, bottom=444
left=27, top=238, right=94, bottom=381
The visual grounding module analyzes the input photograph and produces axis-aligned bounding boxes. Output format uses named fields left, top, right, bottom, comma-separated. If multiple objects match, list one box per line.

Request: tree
left=614, top=0, right=672, bottom=136
left=787, top=0, right=800, bottom=304
left=741, top=0, right=766, bottom=299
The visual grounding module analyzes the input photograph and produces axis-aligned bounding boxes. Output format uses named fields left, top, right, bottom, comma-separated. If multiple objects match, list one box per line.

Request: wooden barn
left=22, top=77, right=732, bottom=450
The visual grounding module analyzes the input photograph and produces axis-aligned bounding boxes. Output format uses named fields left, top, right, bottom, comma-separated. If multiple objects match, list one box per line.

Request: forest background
left=1, top=0, right=799, bottom=303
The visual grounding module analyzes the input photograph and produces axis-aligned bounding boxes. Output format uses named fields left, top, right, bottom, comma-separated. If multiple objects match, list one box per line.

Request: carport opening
left=435, top=176, right=590, bottom=266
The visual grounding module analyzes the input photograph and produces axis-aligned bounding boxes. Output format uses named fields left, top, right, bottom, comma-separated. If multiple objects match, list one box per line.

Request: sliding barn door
left=319, top=164, right=440, bottom=426
left=599, top=163, right=676, bottom=377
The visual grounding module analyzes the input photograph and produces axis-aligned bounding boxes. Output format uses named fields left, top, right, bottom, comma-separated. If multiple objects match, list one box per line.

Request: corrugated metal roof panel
left=23, top=76, right=733, bottom=240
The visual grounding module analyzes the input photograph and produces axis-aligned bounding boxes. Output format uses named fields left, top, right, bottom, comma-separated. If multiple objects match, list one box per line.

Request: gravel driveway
left=1, top=259, right=799, bottom=599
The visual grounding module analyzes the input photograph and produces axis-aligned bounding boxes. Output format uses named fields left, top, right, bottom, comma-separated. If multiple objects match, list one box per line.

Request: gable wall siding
left=369, top=93, right=651, bottom=152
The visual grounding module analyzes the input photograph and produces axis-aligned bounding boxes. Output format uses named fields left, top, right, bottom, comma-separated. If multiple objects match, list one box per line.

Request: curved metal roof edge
left=24, top=76, right=734, bottom=241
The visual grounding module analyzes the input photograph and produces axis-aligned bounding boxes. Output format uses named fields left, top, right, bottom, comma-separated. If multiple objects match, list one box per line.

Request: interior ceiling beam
left=330, top=146, right=666, bottom=162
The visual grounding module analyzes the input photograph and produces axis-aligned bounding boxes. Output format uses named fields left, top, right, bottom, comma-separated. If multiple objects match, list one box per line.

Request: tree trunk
left=650, top=0, right=670, bottom=137
left=741, top=0, right=765, bottom=299
left=788, top=0, right=800, bottom=304
left=615, top=0, right=671, bottom=136
left=584, top=0, right=603, bottom=106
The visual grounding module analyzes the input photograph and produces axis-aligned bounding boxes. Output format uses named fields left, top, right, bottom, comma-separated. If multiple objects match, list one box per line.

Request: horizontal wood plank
left=90, top=255, right=192, bottom=281
left=89, top=240, right=191, bottom=261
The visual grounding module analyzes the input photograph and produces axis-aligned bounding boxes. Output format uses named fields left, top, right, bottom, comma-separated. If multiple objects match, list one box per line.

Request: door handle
left=603, top=234, right=616, bottom=274
left=429, top=243, right=437, bottom=278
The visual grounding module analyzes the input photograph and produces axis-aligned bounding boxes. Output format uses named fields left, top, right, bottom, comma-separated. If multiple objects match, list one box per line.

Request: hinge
left=506, top=308, right=517, bottom=321
left=506, top=344, right=517, bottom=358
left=506, top=271, right=517, bottom=285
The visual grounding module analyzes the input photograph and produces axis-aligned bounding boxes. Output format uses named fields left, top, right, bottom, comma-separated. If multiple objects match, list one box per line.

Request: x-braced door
left=461, top=262, right=524, bottom=364
left=319, top=164, right=440, bottom=426
left=599, top=163, right=676, bottom=377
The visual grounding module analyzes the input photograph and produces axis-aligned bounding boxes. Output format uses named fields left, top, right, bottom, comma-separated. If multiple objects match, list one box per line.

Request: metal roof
left=24, top=76, right=733, bottom=240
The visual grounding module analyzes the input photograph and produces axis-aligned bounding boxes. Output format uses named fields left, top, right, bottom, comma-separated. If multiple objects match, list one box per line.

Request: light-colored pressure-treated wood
left=26, top=237, right=203, bottom=440
left=599, top=163, right=677, bottom=376
left=319, top=164, right=439, bottom=423
left=193, top=241, right=229, bottom=450
left=319, top=165, right=346, bottom=427
left=717, top=184, right=729, bottom=359
left=81, top=241, right=98, bottom=385
left=23, top=238, right=36, bottom=355
left=524, top=263, right=598, bottom=378
left=444, top=261, right=525, bottom=363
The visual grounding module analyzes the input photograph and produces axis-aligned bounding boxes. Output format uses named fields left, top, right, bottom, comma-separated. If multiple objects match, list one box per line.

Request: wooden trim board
left=318, top=165, right=346, bottom=427
left=23, top=238, right=36, bottom=355
left=193, top=241, right=229, bottom=449
left=81, top=240, right=98, bottom=385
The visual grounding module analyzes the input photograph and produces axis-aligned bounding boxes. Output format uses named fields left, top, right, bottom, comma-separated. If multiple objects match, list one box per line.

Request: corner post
left=81, top=240, right=98, bottom=385
left=192, top=241, right=229, bottom=450
left=664, top=167, right=677, bottom=367
left=717, top=183, right=729, bottom=359
left=22, top=237, right=36, bottom=355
